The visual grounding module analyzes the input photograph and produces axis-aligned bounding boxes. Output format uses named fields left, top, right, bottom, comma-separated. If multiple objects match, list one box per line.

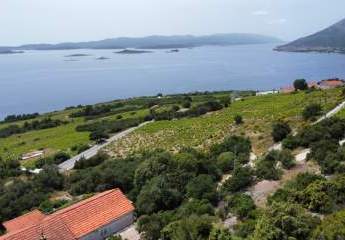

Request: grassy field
left=0, top=118, right=90, bottom=160
left=107, top=88, right=343, bottom=157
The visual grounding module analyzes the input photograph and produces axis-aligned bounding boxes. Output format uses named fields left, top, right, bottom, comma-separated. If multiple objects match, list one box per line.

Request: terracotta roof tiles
left=0, top=188, right=134, bottom=240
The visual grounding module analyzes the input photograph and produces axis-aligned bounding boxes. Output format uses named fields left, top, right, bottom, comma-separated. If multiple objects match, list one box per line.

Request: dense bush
left=210, top=136, right=251, bottom=159
left=0, top=166, right=64, bottom=224
left=186, top=174, right=217, bottom=203
left=255, top=152, right=282, bottom=181
left=4, top=113, right=39, bottom=123
left=0, top=118, right=67, bottom=138
left=303, top=103, right=322, bottom=120
left=311, top=209, right=345, bottom=240
left=234, top=115, right=243, bottom=125
left=271, top=121, right=291, bottom=142
left=70, top=105, right=112, bottom=117
left=281, top=118, right=345, bottom=173
left=225, top=193, right=256, bottom=219
left=0, top=157, right=21, bottom=179
left=161, top=214, right=215, bottom=240
left=76, top=117, right=145, bottom=141
left=151, top=101, right=224, bottom=121
left=221, top=166, right=254, bottom=193
left=74, top=152, right=109, bottom=169
left=252, top=202, right=319, bottom=240
left=216, top=152, right=235, bottom=172
left=35, top=152, right=70, bottom=168
left=269, top=173, right=345, bottom=214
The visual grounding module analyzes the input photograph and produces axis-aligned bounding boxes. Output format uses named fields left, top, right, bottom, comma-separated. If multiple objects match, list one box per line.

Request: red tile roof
left=54, top=188, right=135, bottom=238
left=0, top=216, right=77, bottom=240
left=2, top=210, right=46, bottom=233
left=0, top=189, right=134, bottom=240
left=319, top=79, right=345, bottom=87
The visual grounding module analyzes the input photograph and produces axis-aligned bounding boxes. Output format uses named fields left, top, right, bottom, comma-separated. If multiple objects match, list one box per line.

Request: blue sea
left=1, top=43, right=345, bottom=119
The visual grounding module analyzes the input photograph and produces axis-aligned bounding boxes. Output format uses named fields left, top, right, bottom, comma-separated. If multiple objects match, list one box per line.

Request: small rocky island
left=115, top=49, right=153, bottom=54
left=96, top=56, right=110, bottom=60
left=64, top=53, right=91, bottom=57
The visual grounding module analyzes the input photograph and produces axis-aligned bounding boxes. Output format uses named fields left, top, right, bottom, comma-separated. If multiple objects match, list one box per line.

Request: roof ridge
left=51, top=188, right=120, bottom=216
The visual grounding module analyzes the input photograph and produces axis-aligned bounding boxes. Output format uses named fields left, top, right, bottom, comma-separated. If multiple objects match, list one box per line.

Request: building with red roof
left=0, top=189, right=135, bottom=240
left=318, top=78, right=345, bottom=89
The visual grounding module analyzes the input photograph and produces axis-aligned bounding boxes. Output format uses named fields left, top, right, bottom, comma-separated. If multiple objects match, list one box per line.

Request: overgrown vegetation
left=0, top=118, right=67, bottom=138
left=3, top=113, right=39, bottom=123
left=283, top=117, right=345, bottom=174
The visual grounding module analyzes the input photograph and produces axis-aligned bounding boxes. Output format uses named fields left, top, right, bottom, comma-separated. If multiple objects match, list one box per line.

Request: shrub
left=282, top=135, right=300, bottom=149
left=271, top=121, right=291, bottom=142
left=252, top=202, right=319, bottom=240
left=226, top=193, right=255, bottom=219
left=278, top=149, right=296, bottom=169
left=234, top=115, right=243, bottom=125
left=186, top=174, right=217, bottom=203
left=303, top=103, right=322, bottom=120
left=255, top=151, right=282, bottom=180
left=182, top=101, right=191, bottom=108
left=312, top=209, right=345, bottom=240
left=216, top=152, right=235, bottom=172
left=74, top=152, right=109, bottom=169
left=222, top=166, right=253, bottom=193
left=210, top=136, right=251, bottom=158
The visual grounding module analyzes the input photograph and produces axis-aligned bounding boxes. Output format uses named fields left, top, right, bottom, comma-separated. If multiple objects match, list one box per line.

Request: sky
left=1, top=0, right=345, bottom=46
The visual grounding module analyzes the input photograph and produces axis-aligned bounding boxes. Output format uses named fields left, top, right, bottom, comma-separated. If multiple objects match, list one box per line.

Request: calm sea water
left=1, top=43, right=345, bottom=119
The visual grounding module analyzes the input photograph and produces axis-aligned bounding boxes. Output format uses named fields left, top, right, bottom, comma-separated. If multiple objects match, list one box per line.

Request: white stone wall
left=80, top=212, right=134, bottom=240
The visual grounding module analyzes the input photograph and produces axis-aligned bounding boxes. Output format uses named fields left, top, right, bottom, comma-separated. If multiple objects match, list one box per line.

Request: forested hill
left=2, top=33, right=281, bottom=50
left=275, top=17, right=345, bottom=53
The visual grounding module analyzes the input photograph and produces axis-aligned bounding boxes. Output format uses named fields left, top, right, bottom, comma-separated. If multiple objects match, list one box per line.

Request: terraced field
left=107, top=88, right=343, bottom=157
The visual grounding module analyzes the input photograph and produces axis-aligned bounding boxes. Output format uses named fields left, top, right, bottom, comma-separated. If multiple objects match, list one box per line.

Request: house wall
left=80, top=212, right=134, bottom=240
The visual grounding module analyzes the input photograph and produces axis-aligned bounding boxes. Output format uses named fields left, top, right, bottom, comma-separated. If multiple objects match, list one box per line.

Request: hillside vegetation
left=108, top=88, right=343, bottom=157
left=1, top=86, right=345, bottom=239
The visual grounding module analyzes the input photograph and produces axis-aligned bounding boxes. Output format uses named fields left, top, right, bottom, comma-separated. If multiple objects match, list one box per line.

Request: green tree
left=162, top=215, right=214, bottom=240
left=252, top=202, right=319, bottom=240
left=222, top=166, right=253, bottom=193
left=34, top=165, right=64, bottom=191
left=312, top=209, right=345, bottom=240
left=136, top=176, right=183, bottom=215
left=255, top=151, right=282, bottom=180
left=294, top=79, right=308, bottom=91
left=226, top=193, right=255, bottom=219
left=278, top=149, right=296, bottom=169
left=209, top=226, right=233, bottom=240
left=216, top=152, right=235, bottom=172
left=186, top=174, right=217, bottom=203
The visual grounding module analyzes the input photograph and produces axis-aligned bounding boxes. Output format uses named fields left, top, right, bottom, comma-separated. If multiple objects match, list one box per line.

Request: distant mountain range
left=276, top=18, right=345, bottom=53
left=0, top=34, right=281, bottom=51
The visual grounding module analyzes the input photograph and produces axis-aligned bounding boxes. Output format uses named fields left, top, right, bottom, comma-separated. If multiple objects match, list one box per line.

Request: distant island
left=0, top=50, right=24, bottom=54
left=0, top=33, right=282, bottom=51
left=275, top=17, right=345, bottom=53
left=64, top=54, right=91, bottom=57
left=96, top=56, right=110, bottom=60
left=115, top=49, right=152, bottom=54
left=167, top=49, right=180, bottom=53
